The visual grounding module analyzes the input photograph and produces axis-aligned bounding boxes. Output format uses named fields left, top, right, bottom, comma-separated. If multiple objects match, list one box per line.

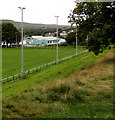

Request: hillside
left=2, top=50, right=114, bottom=118
left=0, top=19, right=69, bottom=30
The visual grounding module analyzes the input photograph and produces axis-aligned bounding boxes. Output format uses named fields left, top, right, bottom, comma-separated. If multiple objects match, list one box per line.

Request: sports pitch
left=2, top=46, right=86, bottom=78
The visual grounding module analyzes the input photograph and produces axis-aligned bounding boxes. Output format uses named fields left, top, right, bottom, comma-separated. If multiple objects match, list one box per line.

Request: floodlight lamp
left=18, top=7, right=21, bottom=9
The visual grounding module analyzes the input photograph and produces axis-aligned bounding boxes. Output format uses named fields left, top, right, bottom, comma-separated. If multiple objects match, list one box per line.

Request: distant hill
left=0, top=19, right=69, bottom=30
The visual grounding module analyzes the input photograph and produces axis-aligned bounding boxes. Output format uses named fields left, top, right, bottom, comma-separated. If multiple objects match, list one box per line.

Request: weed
left=69, top=88, right=91, bottom=102
left=35, top=96, right=43, bottom=102
left=71, top=90, right=84, bottom=102
left=58, top=71, right=62, bottom=74
left=47, top=93, right=61, bottom=102
left=5, top=104, right=19, bottom=113
left=6, top=104, right=14, bottom=109
left=62, top=95, right=77, bottom=104
left=49, top=84, right=70, bottom=94
left=76, top=80, right=85, bottom=86
left=24, top=89, right=28, bottom=93
left=98, top=91, right=112, bottom=99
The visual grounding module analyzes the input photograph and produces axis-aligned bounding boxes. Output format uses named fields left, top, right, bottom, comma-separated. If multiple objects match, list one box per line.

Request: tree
left=2, top=23, right=21, bottom=47
left=68, top=2, right=115, bottom=55
left=66, top=32, right=76, bottom=45
left=66, top=31, right=86, bottom=46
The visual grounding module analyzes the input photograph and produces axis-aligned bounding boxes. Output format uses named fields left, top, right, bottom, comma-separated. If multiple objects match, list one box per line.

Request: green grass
left=0, top=48, right=2, bottom=79
left=2, top=46, right=85, bottom=78
left=2, top=49, right=114, bottom=118
left=3, top=51, right=95, bottom=99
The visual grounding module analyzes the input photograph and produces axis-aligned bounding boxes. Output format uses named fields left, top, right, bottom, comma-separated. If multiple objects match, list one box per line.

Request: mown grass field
left=2, top=49, right=114, bottom=118
left=2, top=46, right=85, bottom=78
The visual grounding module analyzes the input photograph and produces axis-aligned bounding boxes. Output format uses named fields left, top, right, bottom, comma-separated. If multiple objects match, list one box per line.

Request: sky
left=0, top=0, right=76, bottom=25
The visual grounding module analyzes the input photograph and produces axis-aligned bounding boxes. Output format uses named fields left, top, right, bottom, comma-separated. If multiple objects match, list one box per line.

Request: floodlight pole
left=55, top=16, right=59, bottom=64
left=75, top=15, right=83, bottom=56
left=18, top=7, right=25, bottom=79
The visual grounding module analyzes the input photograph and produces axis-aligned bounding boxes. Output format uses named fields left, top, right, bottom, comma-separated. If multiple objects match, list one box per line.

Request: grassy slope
left=3, top=50, right=114, bottom=118
left=2, top=46, right=83, bottom=78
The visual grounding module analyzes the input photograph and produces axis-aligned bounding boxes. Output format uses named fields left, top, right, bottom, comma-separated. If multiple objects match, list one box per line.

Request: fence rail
left=1, top=50, right=88, bottom=82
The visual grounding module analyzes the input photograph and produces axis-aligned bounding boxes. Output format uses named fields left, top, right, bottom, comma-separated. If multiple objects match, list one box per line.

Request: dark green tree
left=65, top=32, right=76, bottom=45
left=69, top=2, right=115, bottom=55
left=2, top=23, right=21, bottom=47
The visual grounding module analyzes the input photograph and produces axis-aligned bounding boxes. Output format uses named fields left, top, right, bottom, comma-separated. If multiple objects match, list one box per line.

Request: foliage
left=66, top=31, right=87, bottom=46
left=24, top=28, right=56, bottom=37
left=68, top=2, right=115, bottom=55
left=2, top=23, right=21, bottom=47
left=65, top=32, right=76, bottom=45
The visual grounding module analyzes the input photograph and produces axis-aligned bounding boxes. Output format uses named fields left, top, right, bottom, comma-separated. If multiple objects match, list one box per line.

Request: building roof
left=31, top=36, right=57, bottom=41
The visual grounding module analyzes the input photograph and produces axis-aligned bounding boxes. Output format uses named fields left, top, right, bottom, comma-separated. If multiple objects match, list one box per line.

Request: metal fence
left=1, top=50, right=88, bottom=82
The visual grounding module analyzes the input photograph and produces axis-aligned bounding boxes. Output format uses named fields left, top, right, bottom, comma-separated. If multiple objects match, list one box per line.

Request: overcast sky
left=0, top=0, right=76, bottom=25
